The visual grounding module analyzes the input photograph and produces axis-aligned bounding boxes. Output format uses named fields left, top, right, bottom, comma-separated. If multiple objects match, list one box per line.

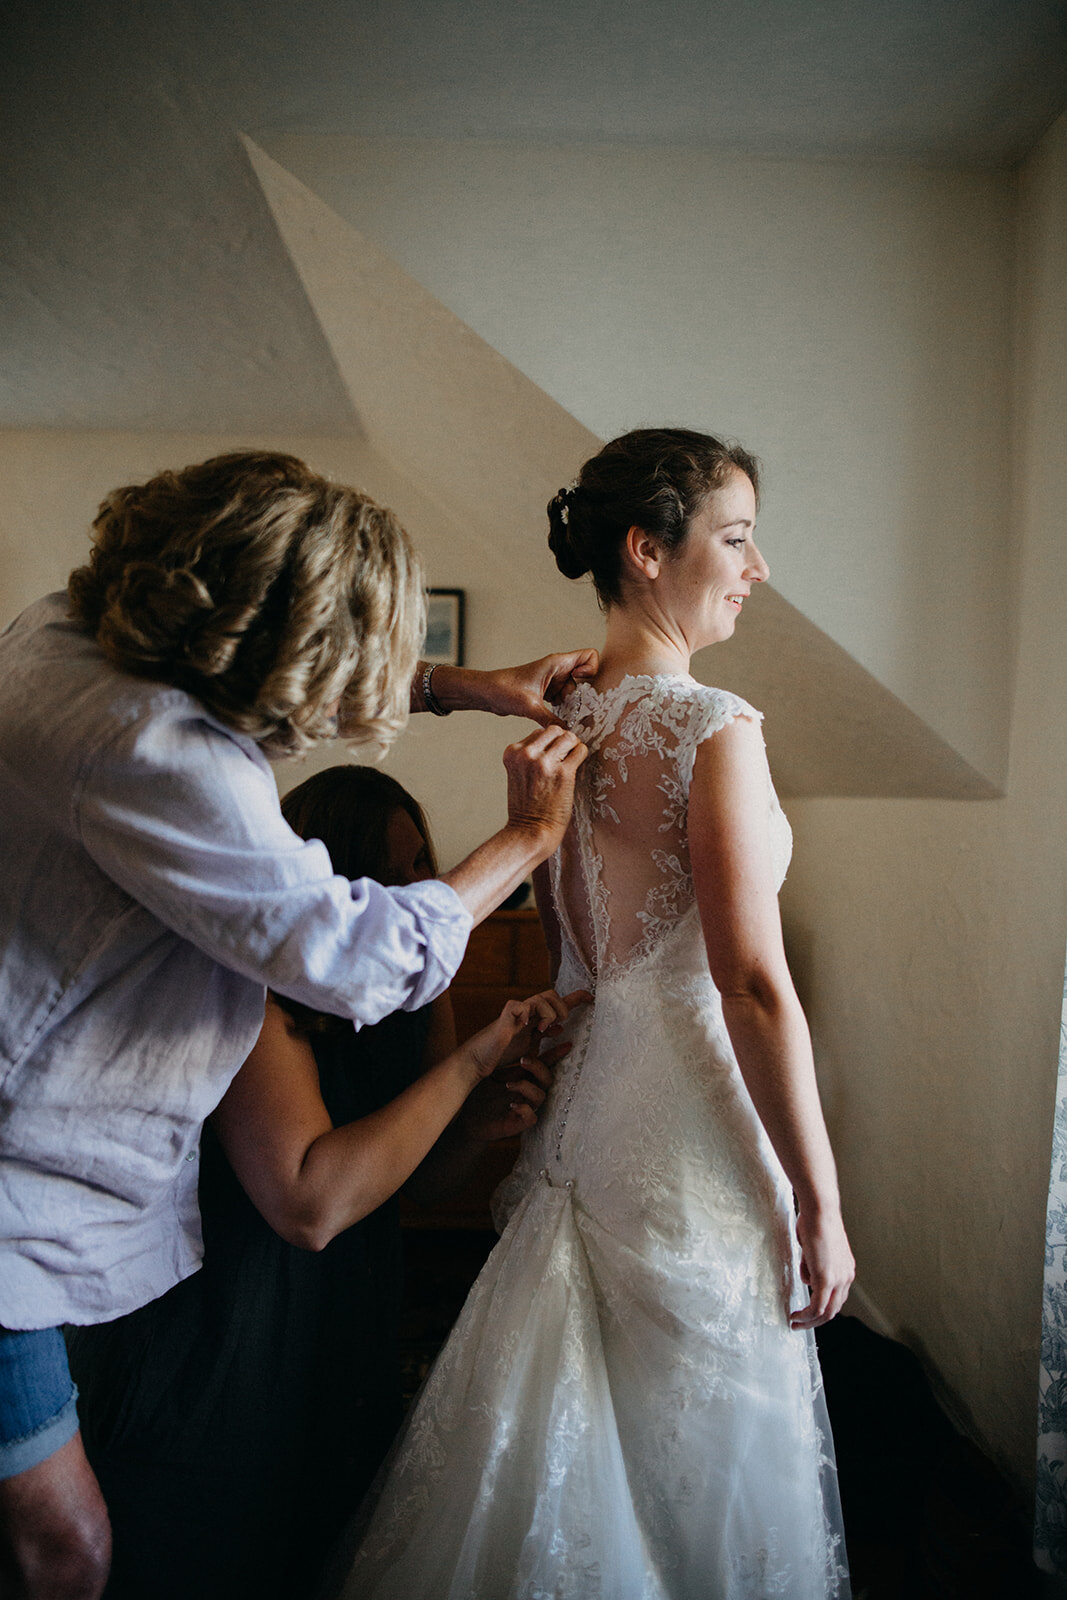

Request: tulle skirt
left=336, top=1170, right=849, bottom=1600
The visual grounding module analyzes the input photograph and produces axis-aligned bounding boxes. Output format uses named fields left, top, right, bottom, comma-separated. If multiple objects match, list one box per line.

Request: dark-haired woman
left=342, top=431, right=853, bottom=1599
left=67, top=765, right=584, bottom=1598
left=0, top=450, right=591, bottom=1600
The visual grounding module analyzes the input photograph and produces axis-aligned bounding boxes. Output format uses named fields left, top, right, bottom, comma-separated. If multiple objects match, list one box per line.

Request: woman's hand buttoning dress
left=340, top=429, right=854, bottom=1600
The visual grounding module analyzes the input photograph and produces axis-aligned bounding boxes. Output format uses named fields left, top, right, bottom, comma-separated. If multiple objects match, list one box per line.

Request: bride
left=339, top=428, right=854, bottom=1599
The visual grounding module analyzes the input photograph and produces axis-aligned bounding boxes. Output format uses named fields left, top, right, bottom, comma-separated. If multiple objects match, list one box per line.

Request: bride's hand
left=790, top=1208, right=855, bottom=1330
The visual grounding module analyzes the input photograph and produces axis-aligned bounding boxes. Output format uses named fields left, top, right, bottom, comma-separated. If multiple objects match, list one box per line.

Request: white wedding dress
left=341, top=675, right=850, bottom=1600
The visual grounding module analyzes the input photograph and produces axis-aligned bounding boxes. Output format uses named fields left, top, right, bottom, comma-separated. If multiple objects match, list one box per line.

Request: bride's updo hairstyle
left=547, top=427, right=760, bottom=610
left=67, top=450, right=425, bottom=758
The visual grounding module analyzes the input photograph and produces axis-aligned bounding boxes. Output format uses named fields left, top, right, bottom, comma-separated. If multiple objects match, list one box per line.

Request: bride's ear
left=623, top=525, right=662, bottom=582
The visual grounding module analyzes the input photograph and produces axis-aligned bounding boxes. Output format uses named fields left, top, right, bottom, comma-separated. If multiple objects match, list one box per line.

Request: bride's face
left=658, top=468, right=768, bottom=648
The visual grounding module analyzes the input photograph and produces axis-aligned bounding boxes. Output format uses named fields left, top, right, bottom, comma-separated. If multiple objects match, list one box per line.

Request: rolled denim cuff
left=0, top=1387, right=79, bottom=1480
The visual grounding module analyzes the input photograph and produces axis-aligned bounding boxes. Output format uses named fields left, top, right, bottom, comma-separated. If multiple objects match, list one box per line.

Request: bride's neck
left=593, top=605, right=692, bottom=690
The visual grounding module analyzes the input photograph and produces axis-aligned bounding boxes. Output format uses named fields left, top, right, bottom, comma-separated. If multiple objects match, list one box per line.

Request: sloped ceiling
left=0, top=9, right=355, bottom=433
left=2, top=0, right=1058, bottom=795
left=246, top=138, right=997, bottom=800
left=2, top=0, right=1066, bottom=432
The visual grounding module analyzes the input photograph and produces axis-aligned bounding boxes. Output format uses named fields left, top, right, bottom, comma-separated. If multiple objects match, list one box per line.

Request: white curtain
left=1036, top=950, right=1067, bottom=1575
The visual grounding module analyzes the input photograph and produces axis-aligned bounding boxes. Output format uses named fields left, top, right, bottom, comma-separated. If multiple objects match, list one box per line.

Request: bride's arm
left=688, top=715, right=854, bottom=1329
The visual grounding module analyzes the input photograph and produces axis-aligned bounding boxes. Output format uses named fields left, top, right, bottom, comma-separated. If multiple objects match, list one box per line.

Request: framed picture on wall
left=423, top=589, right=466, bottom=666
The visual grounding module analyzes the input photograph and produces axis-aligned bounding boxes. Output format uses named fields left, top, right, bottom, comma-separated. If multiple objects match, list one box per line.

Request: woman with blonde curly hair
left=0, top=449, right=593, bottom=1600
left=65, top=449, right=429, bottom=758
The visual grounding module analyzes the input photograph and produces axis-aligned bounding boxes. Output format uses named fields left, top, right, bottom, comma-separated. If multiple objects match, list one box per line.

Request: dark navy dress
left=67, top=1005, right=431, bottom=1600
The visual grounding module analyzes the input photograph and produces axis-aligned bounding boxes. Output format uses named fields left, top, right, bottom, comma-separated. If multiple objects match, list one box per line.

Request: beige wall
left=781, top=112, right=1067, bottom=1487
left=261, top=134, right=1015, bottom=787
left=1, top=116, right=1061, bottom=1489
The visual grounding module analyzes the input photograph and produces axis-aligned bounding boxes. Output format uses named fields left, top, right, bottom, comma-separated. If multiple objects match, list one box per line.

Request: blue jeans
left=0, top=1326, right=80, bottom=1479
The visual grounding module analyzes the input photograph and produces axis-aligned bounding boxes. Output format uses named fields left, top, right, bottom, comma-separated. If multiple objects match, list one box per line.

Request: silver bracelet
left=421, top=662, right=452, bottom=717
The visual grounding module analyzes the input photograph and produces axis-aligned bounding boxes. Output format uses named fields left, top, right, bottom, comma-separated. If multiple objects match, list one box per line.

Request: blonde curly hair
left=67, top=451, right=426, bottom=758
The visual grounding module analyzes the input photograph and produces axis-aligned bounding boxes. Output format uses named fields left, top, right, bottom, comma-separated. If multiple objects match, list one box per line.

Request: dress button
left=565, top=1179, right=574, bottom=1190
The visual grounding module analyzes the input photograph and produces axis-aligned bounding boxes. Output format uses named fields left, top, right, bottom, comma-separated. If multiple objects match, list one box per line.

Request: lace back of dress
left=553, top=688, right=705, bottom=979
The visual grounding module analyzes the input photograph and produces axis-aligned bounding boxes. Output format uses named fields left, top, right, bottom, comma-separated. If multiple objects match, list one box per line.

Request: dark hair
left=275, top=765, right=437, bottom=1036
left=67, top=450, right=425, bottom=758
left=547, top=427, right=760, bottom=609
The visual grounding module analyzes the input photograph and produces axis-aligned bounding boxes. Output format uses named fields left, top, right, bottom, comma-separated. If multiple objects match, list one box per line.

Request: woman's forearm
left=278, top=1053, right=482, bottom=1251
left=409, top=651, right=598, bottom=723
left=442, top=823, right=554, bottom=925
left=720, top=984, right=842, bottom=1216
left=409, top=662, right=480, bottom=714
left=442, top=727, right=587, bottom=922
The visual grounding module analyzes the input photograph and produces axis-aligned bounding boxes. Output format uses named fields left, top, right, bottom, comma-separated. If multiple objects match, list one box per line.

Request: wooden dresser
left=400, top=907, right=551, bottom=1231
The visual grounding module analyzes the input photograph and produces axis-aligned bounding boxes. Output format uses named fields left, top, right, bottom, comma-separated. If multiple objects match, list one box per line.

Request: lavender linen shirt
left=0, top=596, right=472, bottom=1329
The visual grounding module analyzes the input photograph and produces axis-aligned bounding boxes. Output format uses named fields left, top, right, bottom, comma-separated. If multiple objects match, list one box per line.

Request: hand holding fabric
left=458, top=989, right=591, bottom=1142
left=428, top=652, right=599, bottom=727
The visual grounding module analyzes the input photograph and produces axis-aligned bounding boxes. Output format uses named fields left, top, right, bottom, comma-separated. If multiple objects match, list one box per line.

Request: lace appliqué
left=730, top=1533, right=793, bottom=1597
left=552, top=674, right=776, bottom=981
left=635, top=847, right=693, bottom=955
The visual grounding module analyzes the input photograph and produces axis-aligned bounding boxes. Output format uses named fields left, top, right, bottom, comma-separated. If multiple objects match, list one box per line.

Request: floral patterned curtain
left=1036, top=952, right=1067, bottom=1575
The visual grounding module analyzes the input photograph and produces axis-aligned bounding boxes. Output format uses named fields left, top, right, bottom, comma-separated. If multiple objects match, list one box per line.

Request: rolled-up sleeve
left=73, top=700, right=473, bottom=1026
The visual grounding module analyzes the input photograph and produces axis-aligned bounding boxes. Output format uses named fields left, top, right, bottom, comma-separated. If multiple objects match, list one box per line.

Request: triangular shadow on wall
left=243, top=134, right=999, bottom=802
